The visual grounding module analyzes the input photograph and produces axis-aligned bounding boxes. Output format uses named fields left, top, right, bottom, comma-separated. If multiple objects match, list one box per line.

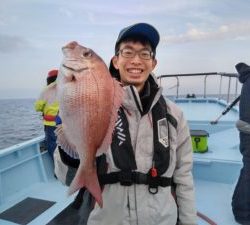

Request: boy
left=55, top=23, right=197, bottom=225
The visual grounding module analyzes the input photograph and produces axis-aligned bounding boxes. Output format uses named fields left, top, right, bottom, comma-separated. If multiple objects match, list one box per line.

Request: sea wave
left=0, top=99, right=44, bottom=150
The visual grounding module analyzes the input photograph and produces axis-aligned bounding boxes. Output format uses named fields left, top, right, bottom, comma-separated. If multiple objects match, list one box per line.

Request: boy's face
left=112, top=41, right=157, bottom=92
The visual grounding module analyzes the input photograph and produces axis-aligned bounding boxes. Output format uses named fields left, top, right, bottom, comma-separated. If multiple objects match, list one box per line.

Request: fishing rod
left=210, top=95, right=240, bottom=125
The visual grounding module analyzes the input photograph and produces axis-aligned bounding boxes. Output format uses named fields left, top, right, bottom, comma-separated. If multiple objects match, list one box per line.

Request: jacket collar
left=122, top=74, right=163, bottom=114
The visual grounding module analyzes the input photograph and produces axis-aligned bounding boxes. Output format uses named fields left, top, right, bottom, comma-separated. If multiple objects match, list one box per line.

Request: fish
left=55, top=41, right=124, bottom=207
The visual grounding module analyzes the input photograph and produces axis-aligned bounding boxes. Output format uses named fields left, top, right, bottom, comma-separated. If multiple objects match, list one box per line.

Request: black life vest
left=98, top=95, right=177, bottom=194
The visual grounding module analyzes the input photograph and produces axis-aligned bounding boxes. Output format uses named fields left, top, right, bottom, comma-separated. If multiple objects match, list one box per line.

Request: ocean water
left=0, top=99, right=44, bottom=150
left=0, top=94, right=239, bottom=150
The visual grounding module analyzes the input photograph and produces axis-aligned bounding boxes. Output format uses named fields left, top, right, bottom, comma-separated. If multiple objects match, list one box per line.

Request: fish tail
left=68, top=164, right=103, bottom=208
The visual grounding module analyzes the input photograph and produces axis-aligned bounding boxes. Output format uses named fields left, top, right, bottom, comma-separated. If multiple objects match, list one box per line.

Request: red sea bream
left=55, top=41, right=124, bottom=207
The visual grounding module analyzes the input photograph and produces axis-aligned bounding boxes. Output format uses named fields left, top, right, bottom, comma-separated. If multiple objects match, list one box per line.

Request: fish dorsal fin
left=96, top=79, right=124, bottom=156
left=55, top=124, right=79, bottom=159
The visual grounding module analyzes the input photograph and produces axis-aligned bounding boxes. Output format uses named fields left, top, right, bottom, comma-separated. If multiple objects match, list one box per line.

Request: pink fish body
left=56, top=41, right=123, bottom=207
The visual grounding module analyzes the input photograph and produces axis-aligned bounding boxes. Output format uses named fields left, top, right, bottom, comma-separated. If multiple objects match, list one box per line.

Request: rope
left=197, top=211, right=217, bottom=225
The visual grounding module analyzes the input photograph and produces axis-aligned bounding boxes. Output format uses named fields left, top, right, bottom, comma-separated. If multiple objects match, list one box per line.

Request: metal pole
left=219, top=75, right=222, bottom=100
left=235, top=78, right=238, bottom=99
left=227, top=77, right=231, bottom=103
left=204, top=75, right=208, bottom=98
left=176, top=76, right=179, bottom=98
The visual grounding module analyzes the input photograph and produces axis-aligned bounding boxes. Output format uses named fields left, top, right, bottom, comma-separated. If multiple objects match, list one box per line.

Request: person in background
left=35, top=69, right=59, bottom=160
left=54, top=23, right=197, bottom=225
left=232, top=62, right=250, bottom=224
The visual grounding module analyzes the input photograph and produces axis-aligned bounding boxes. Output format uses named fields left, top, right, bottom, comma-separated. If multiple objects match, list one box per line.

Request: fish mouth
left=62, top=64, right=88, bottom=73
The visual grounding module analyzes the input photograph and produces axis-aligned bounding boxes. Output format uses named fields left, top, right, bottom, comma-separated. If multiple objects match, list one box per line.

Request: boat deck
left=0, top=98, right=242, bottom=225
left=175, top=98, right=238, bottom=122
left=176, top=98, right=241, bottom=225
left=0, top=179, right=238, bottom=225
left=0, top=180, right=75, bottom=225
left=194, top=127, right=240, bottom=161
left=195, top=180, right=237, bottom=225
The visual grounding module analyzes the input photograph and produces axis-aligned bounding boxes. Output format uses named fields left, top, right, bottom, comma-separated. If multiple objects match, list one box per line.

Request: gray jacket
left=55, top=76, right=197, bottom=225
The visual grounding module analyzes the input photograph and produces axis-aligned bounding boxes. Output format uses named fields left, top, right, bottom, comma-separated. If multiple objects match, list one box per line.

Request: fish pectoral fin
left=55, top=125, right=77, bottom=156
left=68, top=165, right=103, bottom=208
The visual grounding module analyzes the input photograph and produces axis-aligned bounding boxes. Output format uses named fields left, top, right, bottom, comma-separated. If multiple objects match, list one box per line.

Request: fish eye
left=83, top=50, right=92, bottom=58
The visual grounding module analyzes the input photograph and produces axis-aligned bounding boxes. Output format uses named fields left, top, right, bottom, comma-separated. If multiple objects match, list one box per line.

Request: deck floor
left=0, top=180, right=74, bottom=225
left=178, top=98, right=241, bottom=224
left=194, top=127, right=241, bottom=162
left=0, top=179, right=241, bottom=225
left=175, top=98, right=239, bottom=122
left=195, top=179, right=239, bottom=225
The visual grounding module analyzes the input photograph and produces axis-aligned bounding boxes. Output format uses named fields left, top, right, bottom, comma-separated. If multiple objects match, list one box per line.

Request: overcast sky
left=1, top=0, right=250, bottom=98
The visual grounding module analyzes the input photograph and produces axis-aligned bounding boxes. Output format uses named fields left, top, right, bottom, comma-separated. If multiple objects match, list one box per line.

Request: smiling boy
left=55, top=23, right=197, bottom=225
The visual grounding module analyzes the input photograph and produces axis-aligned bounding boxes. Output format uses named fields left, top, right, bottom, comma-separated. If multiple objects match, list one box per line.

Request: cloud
left=58, top=7, right=73, bottom=18
left=162, top=21, right=250, bottom=44
left=0, top=34, right=31, bottom=53
left=55, top=0, right=207, bottom=20
left=0, top=16, right=6, bottom=26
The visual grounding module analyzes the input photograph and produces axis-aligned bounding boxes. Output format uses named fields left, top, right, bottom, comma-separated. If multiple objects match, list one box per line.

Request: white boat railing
left=0, top=135, right=50, bottom=205
left=158, top=72, right=240, bottom=103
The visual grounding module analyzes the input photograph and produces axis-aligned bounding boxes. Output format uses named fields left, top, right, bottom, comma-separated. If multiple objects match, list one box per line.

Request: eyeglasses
left=117, top=48, right=154, bottom=60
